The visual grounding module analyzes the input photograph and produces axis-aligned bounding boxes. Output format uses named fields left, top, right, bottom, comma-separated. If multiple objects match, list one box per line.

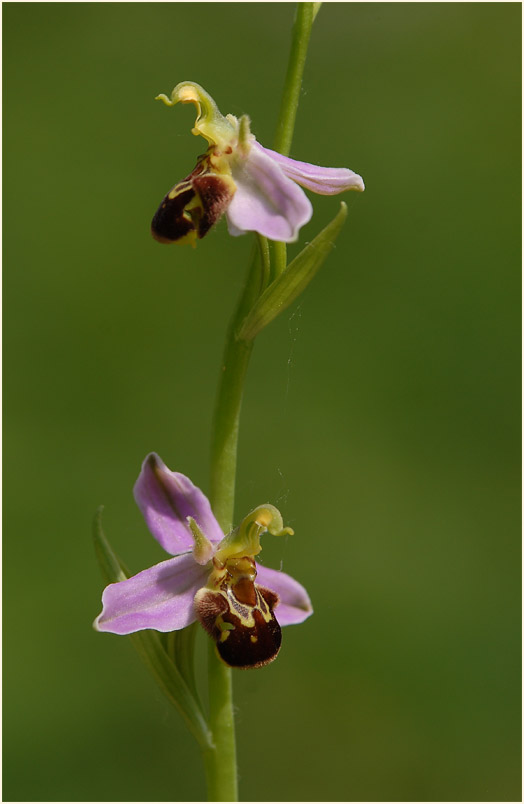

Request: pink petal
left=256, top=564, right=313, bottom=626
left=226, top=144, right=312, bottom=242
left=94, top=554, right=207, bottom=635
left=256, top=143, right=365, bottom=195
left=134, top=453, right=223, bottom=556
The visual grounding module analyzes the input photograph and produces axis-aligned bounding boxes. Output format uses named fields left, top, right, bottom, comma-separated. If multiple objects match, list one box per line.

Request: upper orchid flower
left=94, top=453, right=313, bottom=669
left=151, top=81, right=364, bottom=246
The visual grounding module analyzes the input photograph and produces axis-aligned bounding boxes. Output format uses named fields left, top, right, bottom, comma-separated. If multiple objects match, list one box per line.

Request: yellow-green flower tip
left=214, top=504, right=292, bottom=564
left=155, top=80, right=236, bottom=148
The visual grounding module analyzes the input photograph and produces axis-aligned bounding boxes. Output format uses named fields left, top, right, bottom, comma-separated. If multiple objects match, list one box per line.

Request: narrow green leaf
left=129, top=629, right=213, bottom=751
left=237, top=202, right=348, bottom=341
left=167, top=623, right=202, bottom=707
left=93, top=506, right=128, bottom=583
left=92, top=509, right=213, bottom=750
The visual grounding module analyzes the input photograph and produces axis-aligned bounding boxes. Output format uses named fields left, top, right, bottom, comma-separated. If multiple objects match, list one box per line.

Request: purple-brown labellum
left=151, top=157, right=235, bottom=245
left=195, top=558, right=282, bottom=669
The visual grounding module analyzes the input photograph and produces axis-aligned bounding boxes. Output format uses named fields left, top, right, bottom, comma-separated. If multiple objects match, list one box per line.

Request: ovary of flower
left=151, top=81, right=364, bottom=246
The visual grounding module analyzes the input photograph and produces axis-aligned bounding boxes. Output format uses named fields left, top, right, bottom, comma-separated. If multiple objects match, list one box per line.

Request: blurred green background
left=3, top=3, right=521, bottom=801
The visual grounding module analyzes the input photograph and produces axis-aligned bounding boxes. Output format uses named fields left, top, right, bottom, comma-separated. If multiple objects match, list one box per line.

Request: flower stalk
left=209, top=242, right=261, bottom=532
left=274, top=2, right=317, bottom=158
left=203, top=644, right=238, bottom=801
left=204, top=254, right=258, bottom=802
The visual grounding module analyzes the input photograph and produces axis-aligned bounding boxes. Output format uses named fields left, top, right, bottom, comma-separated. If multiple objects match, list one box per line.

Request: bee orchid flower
left=151, top=81, right=364, bottom=246
left=94, top=453, right=313, bottom=669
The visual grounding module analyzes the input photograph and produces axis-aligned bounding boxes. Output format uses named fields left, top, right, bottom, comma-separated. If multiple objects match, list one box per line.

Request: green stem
left=203, top=641, right=238, bottom=801
left=203, top=244, right=263, bottom=802
left=274, top=2, right=316, bottom=157
left=209, top=241, right=263, bottom=531
left=273, top=241, right=288, bottom=279
left=272, top=3, right=317, bottom=277
left=203, top=5, right=319, bottom=800
left=257, top=234, right=271, bottom=293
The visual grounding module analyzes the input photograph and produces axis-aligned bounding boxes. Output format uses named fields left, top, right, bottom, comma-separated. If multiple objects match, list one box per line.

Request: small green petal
left=237, top=114, right=253, bottom=156
left=187, top=516, right=216, bottom=564
left=237, top=202, right=348, bottom=341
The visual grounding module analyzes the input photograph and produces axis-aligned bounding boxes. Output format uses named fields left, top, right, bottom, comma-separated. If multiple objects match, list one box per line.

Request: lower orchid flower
left=94, top=453, right=313, bottom=669
left=151, top=81, right=364, bottom=246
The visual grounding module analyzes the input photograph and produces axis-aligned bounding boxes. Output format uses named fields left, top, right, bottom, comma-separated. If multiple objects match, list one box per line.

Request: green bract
left=237, top=202, right=348, bottom=340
